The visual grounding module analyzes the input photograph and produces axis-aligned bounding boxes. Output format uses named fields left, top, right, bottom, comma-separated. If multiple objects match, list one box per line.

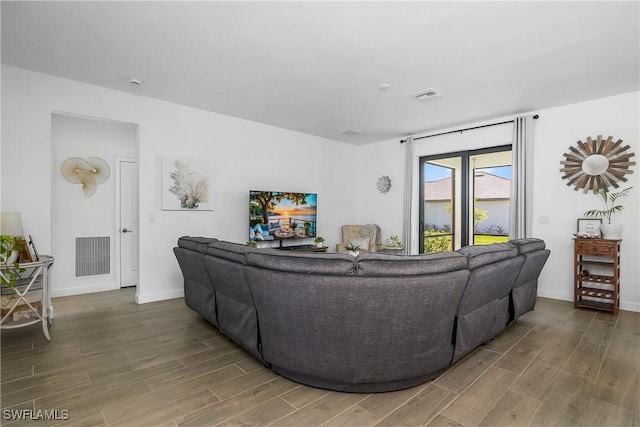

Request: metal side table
left=1, top=255, right=55, bottom=340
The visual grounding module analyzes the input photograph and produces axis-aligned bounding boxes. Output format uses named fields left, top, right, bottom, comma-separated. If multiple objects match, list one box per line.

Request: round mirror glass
left=581, top=154, right=609, bottom=176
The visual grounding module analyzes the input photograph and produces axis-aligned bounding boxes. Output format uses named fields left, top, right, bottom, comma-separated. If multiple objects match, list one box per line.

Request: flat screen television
left=249, top=191, right=317, bottom=242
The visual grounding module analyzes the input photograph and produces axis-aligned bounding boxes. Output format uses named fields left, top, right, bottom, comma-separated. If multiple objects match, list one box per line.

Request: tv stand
left=275, top=244, right=328, bottom=253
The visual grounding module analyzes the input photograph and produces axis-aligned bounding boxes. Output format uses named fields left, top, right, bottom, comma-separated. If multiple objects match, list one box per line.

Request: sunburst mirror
left=560, top=135, right=635, bottom=193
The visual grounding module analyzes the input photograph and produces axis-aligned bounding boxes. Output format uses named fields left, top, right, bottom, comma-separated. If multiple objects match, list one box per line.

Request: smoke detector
left=412, top=88, right=442, bottom=101
left=340, top=129, right=363, bottom=136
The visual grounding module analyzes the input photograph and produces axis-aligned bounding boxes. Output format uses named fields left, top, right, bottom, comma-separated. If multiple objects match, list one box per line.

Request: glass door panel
left=420, top=145, right=511, bottom=253
left=422, top=157, right=463, bottom=253
left=470, top=151, right=512, bottom=245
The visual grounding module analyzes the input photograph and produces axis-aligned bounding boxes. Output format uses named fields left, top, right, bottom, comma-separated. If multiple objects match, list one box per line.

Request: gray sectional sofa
left=174, top=236, right=549, bottom=392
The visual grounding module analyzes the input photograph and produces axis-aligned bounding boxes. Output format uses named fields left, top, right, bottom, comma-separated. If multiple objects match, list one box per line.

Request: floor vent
left=75, top=236, right=110, bottom=277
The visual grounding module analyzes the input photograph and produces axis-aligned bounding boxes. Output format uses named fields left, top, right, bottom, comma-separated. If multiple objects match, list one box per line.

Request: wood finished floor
left=1, top=288, right=639, bottom=427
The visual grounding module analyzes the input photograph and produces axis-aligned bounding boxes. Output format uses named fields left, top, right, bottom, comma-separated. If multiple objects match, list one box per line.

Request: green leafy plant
left=246, top=240, right=257, bottom=248
left=583, top=187, right=632, bottom=224
left=386, top=235, right=403, bottom=248
left=314, top=236, right=325, bottom=244
left=424, top=228, right=452, bottom=254
left=1, top=235, right=26, bottom=289
left=344, top=242, right=361, bottom=252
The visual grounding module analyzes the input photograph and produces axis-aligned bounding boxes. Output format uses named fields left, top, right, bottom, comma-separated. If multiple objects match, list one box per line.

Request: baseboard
left=52, top=282, right=118, bottom=297
left=136, top=288, right=184, bottom=304
left=537, top=289, right=572, bottom=302
left=620, top=301, right=640, bottom=313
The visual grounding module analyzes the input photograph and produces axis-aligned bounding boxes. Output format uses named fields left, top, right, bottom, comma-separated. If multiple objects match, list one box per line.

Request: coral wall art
left=162, top=156, right=213, bottom=211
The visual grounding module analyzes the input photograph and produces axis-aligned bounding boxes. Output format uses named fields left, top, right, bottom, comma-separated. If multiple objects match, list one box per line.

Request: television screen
left=249, top=191, right=317, bottom=242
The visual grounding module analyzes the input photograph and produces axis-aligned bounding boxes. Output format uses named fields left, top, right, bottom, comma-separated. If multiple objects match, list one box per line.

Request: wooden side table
left=1, top=255, right=55, bottom=339
left=573, top=239, right=620, bottom=315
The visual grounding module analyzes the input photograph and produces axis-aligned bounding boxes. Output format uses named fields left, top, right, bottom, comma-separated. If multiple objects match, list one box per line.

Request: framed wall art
left=162, top=156, right=213, bottom=211
left=576, top=218, right=602, bottom=235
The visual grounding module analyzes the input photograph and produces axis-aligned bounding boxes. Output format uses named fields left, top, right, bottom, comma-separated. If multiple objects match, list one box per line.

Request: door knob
left=122, top=228, right=133, bottom=233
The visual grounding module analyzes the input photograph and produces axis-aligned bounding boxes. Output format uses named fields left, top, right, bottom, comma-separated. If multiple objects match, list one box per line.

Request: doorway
left=51, top=113, right=138, bottom=297
left=118, top=159, right=139, bottom=288
left=420, top=145, right=512, bottom=253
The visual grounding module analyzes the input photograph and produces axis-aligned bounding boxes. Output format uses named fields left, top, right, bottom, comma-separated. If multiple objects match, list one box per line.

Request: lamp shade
left=0, top=212, right=25, bottom=237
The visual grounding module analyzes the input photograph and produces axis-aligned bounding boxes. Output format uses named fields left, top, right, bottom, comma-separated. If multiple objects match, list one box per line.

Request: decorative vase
left=316, top=242, right=323, bottom=248
left=1, top=250, right=20, bottom=264
left=600, top=223, right=622, bottom=239
left=348, top=250, right=359, bottom=257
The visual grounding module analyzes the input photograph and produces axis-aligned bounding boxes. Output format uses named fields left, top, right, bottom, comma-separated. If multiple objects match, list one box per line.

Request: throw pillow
left=348, top=237, right=370, bottom=251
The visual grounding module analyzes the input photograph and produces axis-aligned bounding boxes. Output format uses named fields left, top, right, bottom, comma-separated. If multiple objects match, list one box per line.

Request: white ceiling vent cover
left=412, top=88, right=443, bottom=101
left=340, top=129, right=363, bottom=136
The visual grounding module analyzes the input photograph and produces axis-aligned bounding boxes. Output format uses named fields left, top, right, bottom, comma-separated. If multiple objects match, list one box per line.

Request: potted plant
left=246, top=240, right=257, bottom=248
left=314, top=236, right=325, bottom=248
left=583, top=187, right=632, bottom=239
left=344, top=242, right=361, bottom=256
left=1, top=235, right=26, bottom=310
left=385, top=235, right=403, bottom=248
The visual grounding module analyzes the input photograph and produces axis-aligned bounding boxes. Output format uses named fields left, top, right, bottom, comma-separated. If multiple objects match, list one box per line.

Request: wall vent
left=412, top=88, right=443, bottom=101
left=340, top=129, right=363, bottom=136
left=75, top=236, right=110, bottom=277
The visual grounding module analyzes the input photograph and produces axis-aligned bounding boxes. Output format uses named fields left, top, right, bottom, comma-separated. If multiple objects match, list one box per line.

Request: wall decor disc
left=377, top=175, right=391, bottom=193
left=559, top=135, right=635, bottom=193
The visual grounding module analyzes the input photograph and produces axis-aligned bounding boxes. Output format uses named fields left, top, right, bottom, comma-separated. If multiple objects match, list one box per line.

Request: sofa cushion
left=457, top=243, right=518, bottom=269
left=508, top=238, right=546, bottom=254
left=177, top=236, right=218, bottom=253
left=207, top=240, right=262, bottom=265
left=356, top=252, right=467, bottom=276
left=247, top=251, right=356, bottom=275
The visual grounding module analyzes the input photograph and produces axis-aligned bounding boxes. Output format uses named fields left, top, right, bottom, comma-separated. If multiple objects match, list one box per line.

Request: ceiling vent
left=412, top=88, right=442, bottom=101
left=340, top=129, right=363, bottom=136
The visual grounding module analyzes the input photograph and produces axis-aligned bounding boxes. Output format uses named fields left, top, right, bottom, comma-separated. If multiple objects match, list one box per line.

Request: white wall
left=533, top=92, right=639, bottom=312
left=1, top=65, right=357, bottom=303
left=52, top=113, right=137, bottom=296
left=355, top=91, right=640, bottom=312
left=3, top=64, right=638, bottom=312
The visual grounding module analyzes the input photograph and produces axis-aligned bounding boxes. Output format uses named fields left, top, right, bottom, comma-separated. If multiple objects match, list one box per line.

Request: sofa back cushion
left=356, top=251, right=467, bottom=276
left=177, top=236, right=218, bottom=253
left=203, top=255, right=261, bottom=360
left=173, top=247, right=218, bottom=327
left=247, top=251, right=356, bottom=276
left=508, top=238, right=546, bottom=254
left=457, top=243, right=518, bottom=269
left=456, top=243, right=523, bottom=314
left=207, top=240, right=263, bottom=265
left=246, top=265, right=469, bottom=386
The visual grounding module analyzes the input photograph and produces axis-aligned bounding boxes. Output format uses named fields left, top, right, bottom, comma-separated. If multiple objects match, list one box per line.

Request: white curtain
left=509, top=115, right=535, bottom=239
left=402, top=137, right=414, bottom=254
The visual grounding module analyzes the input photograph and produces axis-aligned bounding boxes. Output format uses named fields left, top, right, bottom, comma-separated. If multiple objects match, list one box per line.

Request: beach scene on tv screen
left=249, top=191, right=317, bottom=241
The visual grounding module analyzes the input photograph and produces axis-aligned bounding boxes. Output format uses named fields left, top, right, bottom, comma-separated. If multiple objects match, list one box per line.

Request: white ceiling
left=2, top=1, right=639, bottom=145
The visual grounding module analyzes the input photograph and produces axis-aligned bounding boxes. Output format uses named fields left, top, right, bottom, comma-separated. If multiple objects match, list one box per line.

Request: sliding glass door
left=420, top=146, right=511, bottom=253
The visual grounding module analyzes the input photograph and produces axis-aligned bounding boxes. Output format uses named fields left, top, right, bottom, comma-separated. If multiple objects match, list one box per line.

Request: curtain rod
left=400, top=114, right=539, bottom=143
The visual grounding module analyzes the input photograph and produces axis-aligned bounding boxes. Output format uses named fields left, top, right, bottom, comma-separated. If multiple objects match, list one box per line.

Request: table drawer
left=576, top=240, right=616, bottom=256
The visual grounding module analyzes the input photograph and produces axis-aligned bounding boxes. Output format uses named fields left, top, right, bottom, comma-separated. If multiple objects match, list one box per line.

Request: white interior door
left=119, top=160, right=139, bottom=288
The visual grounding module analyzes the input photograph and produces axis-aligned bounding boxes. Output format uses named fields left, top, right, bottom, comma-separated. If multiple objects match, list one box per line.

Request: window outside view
left=422, top=151, right=511, bottom=253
